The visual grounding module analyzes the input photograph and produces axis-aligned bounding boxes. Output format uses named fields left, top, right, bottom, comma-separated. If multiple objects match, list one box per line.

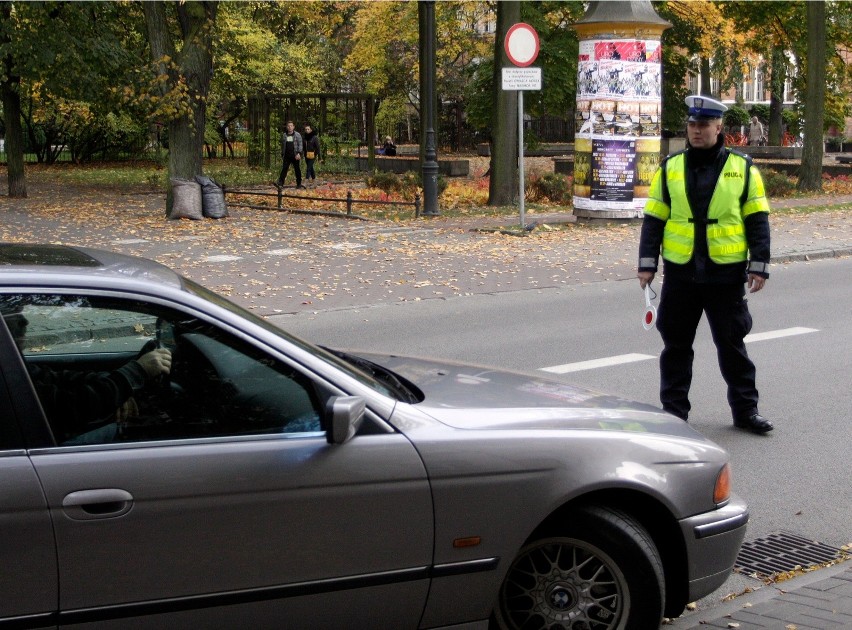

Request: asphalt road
left=276, top=255, right=852, bottom=612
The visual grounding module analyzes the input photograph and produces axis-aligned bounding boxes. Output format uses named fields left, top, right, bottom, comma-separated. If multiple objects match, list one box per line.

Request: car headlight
left=713, top=463, right=731, bottom=505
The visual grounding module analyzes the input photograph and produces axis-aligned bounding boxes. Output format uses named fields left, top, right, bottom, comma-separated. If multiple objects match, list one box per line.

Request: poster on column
left=574, top=38, right=662, bottom=215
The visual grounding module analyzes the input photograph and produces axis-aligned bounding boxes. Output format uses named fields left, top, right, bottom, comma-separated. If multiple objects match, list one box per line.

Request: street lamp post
left=419, top=0, right=439, bottom=216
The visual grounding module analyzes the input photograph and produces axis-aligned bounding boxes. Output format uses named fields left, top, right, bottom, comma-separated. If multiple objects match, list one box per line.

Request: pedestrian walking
left=277, top=120, right=304, bottom=188
left=303, top=124, right=320, bottom=184
left=748, top=116, right=766, bottom=146
left=637, top=95, right=773, bottom=434
left=218, top=120, right=234, bottom=157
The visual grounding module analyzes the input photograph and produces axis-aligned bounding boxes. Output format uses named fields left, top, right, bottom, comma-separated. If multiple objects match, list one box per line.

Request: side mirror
left=324, top=396, right=366, bottom=445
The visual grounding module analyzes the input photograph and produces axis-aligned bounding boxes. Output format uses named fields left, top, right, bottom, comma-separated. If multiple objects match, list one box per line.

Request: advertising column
left=572, top=2, right=670, bottom=219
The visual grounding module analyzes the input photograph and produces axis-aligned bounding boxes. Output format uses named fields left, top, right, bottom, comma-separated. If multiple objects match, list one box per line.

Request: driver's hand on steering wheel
left=136, top=347, right=172, bottom=379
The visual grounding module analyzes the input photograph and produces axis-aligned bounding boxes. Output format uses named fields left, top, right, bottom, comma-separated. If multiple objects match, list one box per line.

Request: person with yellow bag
left=304, top=124, right=321, bottom=185
left=637, top=95, right=773, bottom=434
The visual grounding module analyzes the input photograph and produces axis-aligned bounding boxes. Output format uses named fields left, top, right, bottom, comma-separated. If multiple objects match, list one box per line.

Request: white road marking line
left=745, top=327, right=819, bottom=343
left=113, top=239, right=148, bottom=245
left=541, top=354, right=656, bottom=374
left=204, top=255, right=243, bottom=263
left=265, top=248, right=300, bottom=256
left=329, top=242, right=365, bottom=251
left=540, top=328, right=819, bottom=375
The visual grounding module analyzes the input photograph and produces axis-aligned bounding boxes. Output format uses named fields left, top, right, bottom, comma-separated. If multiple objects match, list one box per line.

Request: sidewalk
left=666, top=561, right=852, bottom=629
left=0, top=186, right=850, bottom=317
left=438, top=192, right=852, bottom=265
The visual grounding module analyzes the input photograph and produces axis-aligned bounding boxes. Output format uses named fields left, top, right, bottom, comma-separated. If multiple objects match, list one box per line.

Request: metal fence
left=0, top=110, right=573, bottom=164
left=223, top=184, right=421, bottom=219
left=0, top=137, right=252, bottom=164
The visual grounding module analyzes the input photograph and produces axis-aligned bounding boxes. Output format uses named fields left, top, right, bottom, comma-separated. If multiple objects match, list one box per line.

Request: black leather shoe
left=734, top=413, right=774, bottom=434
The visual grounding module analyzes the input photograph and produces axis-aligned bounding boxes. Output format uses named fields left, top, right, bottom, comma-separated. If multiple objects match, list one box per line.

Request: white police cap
left=685, top=95, right=727, bottom=121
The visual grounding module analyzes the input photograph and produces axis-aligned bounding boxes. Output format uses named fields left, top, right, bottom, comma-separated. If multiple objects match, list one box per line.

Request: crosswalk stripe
left=540, top=328, right=819, bottom=374
left=541, top=353, right=656, bottom=374
left=265, top=248, right=300, bottom=256
left=745, top=327, right=819, bottom=343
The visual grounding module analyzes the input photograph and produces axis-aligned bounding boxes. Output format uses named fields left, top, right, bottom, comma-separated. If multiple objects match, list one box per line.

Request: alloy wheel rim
left=498, top=538, right=628, bottom=630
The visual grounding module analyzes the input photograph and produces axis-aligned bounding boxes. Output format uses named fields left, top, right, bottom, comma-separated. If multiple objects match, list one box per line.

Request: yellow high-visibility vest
left=643, top=151, right=770, bottom=264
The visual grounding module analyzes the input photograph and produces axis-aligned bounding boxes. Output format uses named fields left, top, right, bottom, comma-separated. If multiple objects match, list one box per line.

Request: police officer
left=637, top=95, right=773, bottom=434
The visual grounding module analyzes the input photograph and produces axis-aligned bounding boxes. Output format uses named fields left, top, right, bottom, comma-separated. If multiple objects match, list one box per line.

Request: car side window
left=1, top=294, right=326, bottom=446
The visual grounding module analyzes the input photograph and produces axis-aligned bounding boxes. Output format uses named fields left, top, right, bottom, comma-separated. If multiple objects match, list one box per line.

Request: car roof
left=0, top=243, right=185, bottom=291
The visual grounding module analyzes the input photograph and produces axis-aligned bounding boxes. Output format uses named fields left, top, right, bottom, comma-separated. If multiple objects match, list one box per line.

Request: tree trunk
left=1, top=66, right=26, bottom=198
left=488, top=0, right=519, bottom=207
left=143, top=1, right=217, bottom=215
left=0, top=2, right=25, bottom=197
left=797, top=0, right=825, bottom=192
left=768, top=45, right=785, bottom=146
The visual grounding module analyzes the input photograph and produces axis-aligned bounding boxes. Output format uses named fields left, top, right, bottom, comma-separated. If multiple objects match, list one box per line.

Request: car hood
left=356, top=352, right=700, bottom=439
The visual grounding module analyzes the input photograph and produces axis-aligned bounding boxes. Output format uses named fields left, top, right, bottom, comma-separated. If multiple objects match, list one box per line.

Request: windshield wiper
left=320, top=347, right=421, bottom=404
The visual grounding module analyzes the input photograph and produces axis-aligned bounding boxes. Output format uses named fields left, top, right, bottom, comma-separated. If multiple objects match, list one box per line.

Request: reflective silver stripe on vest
left=639, top=257, right=657, bottom=268
left=748, top=261, right=769, bottom=274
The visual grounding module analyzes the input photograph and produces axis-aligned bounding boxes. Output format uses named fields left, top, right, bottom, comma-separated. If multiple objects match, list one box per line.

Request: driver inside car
left=1, top=299, right=172, bottom=445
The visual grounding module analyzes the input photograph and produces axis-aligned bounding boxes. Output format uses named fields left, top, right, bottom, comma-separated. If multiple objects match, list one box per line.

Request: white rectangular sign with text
left=502, top=67, right=541, bottom=91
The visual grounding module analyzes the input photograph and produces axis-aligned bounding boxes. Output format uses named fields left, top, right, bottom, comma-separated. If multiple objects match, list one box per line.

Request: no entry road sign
left=504, top=23, right=539, bottom=67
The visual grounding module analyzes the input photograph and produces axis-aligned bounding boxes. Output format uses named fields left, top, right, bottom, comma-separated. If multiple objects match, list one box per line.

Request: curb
left=771, top=246, right=852, bottom=264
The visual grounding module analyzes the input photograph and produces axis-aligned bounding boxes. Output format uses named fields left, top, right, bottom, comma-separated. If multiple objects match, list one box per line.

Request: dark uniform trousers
left=657, top=280, right=758, bottom=421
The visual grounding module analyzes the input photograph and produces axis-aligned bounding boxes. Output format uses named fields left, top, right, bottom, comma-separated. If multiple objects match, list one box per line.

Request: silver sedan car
left=0, top=243, right=747, bottom=630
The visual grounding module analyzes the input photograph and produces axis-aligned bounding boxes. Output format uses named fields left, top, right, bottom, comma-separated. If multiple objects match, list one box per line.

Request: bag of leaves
left=195, top=175, right=229, bottom=219
left=169, top=178, right=203, bottom=220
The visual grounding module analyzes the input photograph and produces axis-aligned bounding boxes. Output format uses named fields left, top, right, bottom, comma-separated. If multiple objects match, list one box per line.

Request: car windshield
left=182, top=278, right=399, bottom=398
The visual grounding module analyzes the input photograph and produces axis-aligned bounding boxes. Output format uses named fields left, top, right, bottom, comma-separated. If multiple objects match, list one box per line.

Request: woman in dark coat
left=304, top=124, right=321, bottom=182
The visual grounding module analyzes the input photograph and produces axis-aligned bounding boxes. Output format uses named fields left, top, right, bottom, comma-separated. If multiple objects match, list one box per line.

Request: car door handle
left=62, top=489, right=134, bottom=520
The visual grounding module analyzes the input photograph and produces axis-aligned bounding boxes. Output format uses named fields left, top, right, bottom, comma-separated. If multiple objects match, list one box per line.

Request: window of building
left=755, top=68, right=764, bottom=101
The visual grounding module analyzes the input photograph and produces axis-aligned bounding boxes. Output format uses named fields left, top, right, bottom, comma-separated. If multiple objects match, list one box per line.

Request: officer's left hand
left=748, top=273, right=766, bottom=293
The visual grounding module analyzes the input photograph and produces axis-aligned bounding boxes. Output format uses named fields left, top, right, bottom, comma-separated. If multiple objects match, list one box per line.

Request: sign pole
left=503, top=22, right=540, bottom=231
left=518, top=90, right=525, bottom=228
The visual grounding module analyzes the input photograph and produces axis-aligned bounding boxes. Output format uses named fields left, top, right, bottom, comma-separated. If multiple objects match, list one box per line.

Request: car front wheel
left=494, top=505, right=664, bottom=630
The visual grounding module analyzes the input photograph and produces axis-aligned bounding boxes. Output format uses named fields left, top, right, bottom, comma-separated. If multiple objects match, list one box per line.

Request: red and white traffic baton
left=643, top=284, right=657, bottom=330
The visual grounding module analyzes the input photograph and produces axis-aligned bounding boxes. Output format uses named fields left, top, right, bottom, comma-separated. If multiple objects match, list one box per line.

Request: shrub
left=527, top=172, right=571, bottom=204
left=825, top=135, right=844, bottom=150
left=782, top=109, right=802, bottom=135
left=524, top=128, right=542, bottom=152
left=398, top=171, right=422, bottom=200
left=749, top=104, right=770, bottom=123
left=723, top=106, right=751, bottom=129
left=761, top=169, right=796, bottom=197
left=366, top=170, right=404, bottom=194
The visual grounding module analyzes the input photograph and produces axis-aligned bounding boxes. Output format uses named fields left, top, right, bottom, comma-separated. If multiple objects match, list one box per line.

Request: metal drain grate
left=734, top=531, right=847, bottom=578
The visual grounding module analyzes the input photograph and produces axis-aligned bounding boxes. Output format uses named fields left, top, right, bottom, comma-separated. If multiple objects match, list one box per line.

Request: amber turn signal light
left=714, top=464, right=731, bottom=504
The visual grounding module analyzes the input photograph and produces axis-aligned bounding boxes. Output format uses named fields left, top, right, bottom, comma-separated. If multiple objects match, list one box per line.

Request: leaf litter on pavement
left=1, top=174, right=850, bottom=316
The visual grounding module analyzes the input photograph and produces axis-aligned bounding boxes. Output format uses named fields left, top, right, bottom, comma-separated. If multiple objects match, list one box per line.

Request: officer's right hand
left=637, top=271, right=655, bottom=289
left=136, top=347, right=172, bottom=378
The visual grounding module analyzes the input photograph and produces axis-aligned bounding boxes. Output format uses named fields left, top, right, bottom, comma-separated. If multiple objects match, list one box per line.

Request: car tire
left=493, top=505, right=664, bottom=630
